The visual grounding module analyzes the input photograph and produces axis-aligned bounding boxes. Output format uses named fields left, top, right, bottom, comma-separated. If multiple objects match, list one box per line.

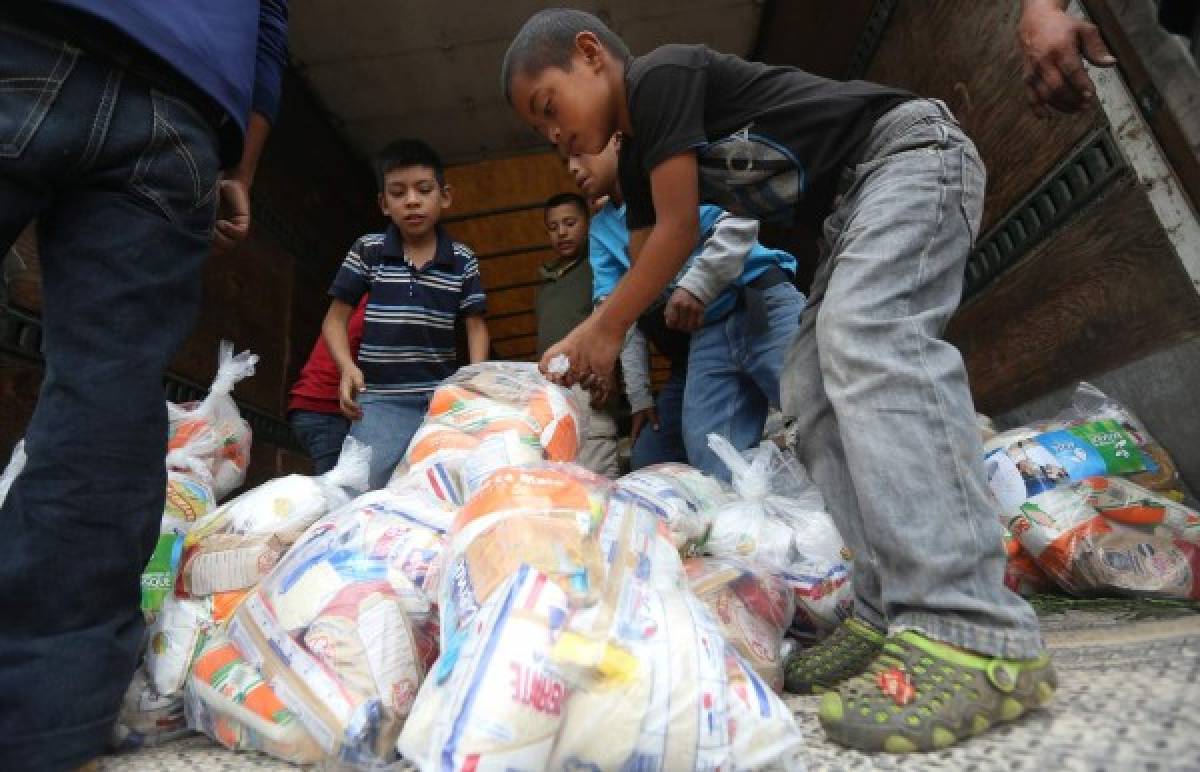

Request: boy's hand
left=1018, top=0, right=1116, bottom=116
left=339, top=365, right=366, bottom=421
left=664, top=287, right=706, bottom=332
left=631, top=407, right=660, bottom=442
left=213, top=178, right=252, bottom=253
left=539, top=315, right=624, bottom=391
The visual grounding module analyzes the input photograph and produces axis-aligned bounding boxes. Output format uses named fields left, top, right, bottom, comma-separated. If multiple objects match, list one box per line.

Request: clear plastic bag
left=0, top=439, right=25, bottom=507
left=186, top=437, right=370, bottom=545
left=111, top=665, right=193, bottom=751
left=167, top=341, right=258, bottom=499
left=435, top=464, right=610, bottom=660
left=685, top=557, right=795, bottom=692
left=706, top=435, right=852, bottom=640
left=227, top=486, right=453, bottom=765
left=162, top=433, right=218, bottom=535
left=984, top=382, right=1183, bottom=515
left=401, top=501, right=806, bottom=772
left=185, top=633, right=324, bottom=764
left=613, top=462, right=732, bottom=555
left=392, top=363, right=589, bottom=503
left=1006, top=476, right=1200, bottom=598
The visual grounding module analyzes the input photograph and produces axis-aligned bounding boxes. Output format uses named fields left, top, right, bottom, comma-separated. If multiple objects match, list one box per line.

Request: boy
left=503, top=9, right=1054, bottom=753
left=323, top=139, right=489, bottom=490
left=288, top=296, right=367, bottom=474
left=538, top=192, right=619, bottom=477
left=573, top=135, right=803, bottom=479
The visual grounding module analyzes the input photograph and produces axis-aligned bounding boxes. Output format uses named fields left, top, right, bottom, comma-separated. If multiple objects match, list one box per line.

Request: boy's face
left=543, top=203, right=588, bottom=260
left=378, top=165, right=451, bottom=240
left=566, top=135, right=619, bottom=201
left=509, top=37, right=620, bottom=158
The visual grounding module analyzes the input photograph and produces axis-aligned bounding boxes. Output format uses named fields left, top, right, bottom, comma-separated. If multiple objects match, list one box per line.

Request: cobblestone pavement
left=99, top=599, right=1200, bottom=771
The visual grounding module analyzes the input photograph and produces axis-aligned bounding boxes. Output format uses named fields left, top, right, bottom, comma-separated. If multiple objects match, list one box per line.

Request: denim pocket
left=0, top=23, right=78, bottom=159
left=129, top=90, right=220, bottom=233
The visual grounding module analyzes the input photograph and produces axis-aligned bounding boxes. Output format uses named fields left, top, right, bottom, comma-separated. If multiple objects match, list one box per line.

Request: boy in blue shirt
left=571, top=135, right=803, bottom=480
left=503, top=8, right=1054, bottom=753
left=323, top=139, right=489, bottom=489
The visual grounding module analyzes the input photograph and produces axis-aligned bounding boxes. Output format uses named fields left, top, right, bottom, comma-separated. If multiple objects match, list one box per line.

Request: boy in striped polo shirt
left=322, top=139, right=489, bottom=489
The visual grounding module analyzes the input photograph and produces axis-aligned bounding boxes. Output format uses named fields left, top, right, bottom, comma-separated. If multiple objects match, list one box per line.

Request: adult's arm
left=1018, top=0, right=1116, bottom=116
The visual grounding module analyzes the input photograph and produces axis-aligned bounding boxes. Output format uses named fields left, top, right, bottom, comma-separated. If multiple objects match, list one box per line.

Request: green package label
left=1066, top=420, right=1146, bottom=476
left=141, top=532, right=182, bottom=612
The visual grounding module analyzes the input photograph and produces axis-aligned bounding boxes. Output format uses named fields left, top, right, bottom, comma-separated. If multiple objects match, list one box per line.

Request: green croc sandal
left=818, top=631, right=1057, bottom=753
left=784, top=618, right=885, bottom=695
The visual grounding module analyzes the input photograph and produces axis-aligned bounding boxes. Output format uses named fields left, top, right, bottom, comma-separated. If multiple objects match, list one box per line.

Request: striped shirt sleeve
left=328, top=237, right=373, bottom=305
left=458, top=246, right=487, bottom=315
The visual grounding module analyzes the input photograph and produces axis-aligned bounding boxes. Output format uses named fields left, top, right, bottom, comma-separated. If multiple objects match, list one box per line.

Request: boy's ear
left=574, top=31, right=605, bottom=72
left=439, top=184, right=453, bottom=210
left=377, top=192, right=388, bottom=216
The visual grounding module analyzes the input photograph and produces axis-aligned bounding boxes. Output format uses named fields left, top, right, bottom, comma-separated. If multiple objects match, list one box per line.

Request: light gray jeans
left=782, top=99, right=1044, bottom=659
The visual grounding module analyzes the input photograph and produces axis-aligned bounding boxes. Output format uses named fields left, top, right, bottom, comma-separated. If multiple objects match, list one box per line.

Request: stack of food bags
left=399, top=463, right=806, bottom=771
left=394, top=362, right=588, bottom=505
left=986, top=383, right=1193, bottom=597
left=225, top=482, right=454, bottom=765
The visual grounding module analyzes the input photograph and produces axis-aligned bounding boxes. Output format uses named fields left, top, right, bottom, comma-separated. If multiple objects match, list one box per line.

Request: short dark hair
left=543, top=192, right=589, bottom=219
left=373, top=139, right=445, bottom=190
left=501, top=8, right=632, bottom=102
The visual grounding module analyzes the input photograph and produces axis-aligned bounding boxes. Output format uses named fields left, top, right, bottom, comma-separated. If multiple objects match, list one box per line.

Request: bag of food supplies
left=614, top=462, right=732, bottom=555
left=985, top=382, right=1183, bottom=515
left=186, top=436, right=370, bottom=547
left=392, top=363, right=589, bottom=502
left=227, top=486, right=453, bottom=765
left=167, top=341, right=257, bottom=498
left=0, top=439, right=25, bottom=507
left=685, top=557, right=795, bottom=692
left=436, top=464, right=610, bottom=656
left=185, top=634, right=324, bottom=764
left=1006, top=475, right=1200, bottom=598
left=402, top=485, right=806, bottom=771
left=706, top=434, right=853, bottom=639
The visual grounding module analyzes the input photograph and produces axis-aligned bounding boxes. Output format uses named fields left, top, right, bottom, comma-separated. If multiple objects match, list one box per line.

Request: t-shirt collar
left=381, top=223, right=455, bottom=268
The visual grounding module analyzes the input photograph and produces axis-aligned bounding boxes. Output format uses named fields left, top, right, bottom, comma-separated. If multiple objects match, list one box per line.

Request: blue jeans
left=349, top=392, right=431, bottom=489
left=684, top=283, right=804, bottom=481
left=630, top=369, right=687, bottom=470
left=781, top=99, right=1042, bottom=658
left=0, top=18, right=220, bottom=771
left=289, top=410, right=351, bottom=476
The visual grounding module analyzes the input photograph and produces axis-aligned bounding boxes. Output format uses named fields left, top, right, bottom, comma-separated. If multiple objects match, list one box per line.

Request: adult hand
left=630, top=406, right=660, bottom=443
left=1018, top=0, right=1116, bottom=116
left=213, top=177, right=252, bottom=252
left=339, top=365, right=366, bottom=421
left=588, top=373, right=617, bottom=409
left=664, top=287, right=706, bottom=332
left=539, top=314, right=624, bottom=390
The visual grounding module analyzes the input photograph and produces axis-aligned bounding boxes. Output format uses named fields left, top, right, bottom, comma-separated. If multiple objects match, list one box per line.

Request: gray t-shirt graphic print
left=619, top=44, right=912, bottom=231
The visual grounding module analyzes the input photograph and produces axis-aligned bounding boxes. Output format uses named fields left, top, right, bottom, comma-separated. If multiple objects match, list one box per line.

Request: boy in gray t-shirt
left=500, top=8, right=1055, bottom=754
